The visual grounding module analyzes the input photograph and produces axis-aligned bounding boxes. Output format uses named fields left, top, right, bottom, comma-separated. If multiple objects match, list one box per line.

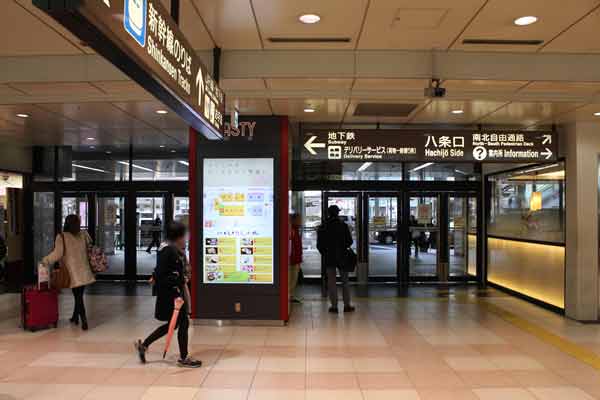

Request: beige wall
left=488, top=237, right=565, bottom=309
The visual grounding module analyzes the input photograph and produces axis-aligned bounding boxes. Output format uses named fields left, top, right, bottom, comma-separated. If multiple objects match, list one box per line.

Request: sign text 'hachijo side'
left=302, top=130, right=557, bottom=163
left=35, top=0, right=225, bottom=139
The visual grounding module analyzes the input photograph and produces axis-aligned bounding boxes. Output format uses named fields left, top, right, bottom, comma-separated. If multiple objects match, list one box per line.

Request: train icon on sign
left=124, top=0, right=147, bottom=47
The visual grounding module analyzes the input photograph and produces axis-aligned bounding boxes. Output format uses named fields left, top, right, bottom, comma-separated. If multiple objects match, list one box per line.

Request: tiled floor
left=1, top=285, right=600, bottom=399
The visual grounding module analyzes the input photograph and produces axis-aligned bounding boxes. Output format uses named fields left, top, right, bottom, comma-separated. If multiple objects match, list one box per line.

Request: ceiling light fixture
left=299, top=14, right=321, bottom=24
left=86, top=137, right=95, bottom=141
left=159, top=145, right=166, bottom=148
left=155, top=109, right=168, bottom=115
left=304, top=107, right=316, bottom=113
left=105, top=151, right=112, bottom=155
left=594, top=112, right=600, bottom=117
left=514, top=16, right=538, bottom=26
left=170, top=149, right=176, bottom=153
left=451, top=109, right=464, bottom=115
left=178, top=160, right=190, bottom=167
left=357, top=162, right=372, bottom=172
left=72, top=163, right=106, bottom=173
left=16, top=113, right=29, bottom=118
left=411, top=162, right=434, bottom=172
left=118, top=161, right=154, bottom=172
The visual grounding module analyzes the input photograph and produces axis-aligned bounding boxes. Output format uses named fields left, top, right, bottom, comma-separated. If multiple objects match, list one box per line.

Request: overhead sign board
left=34, top=0, right=225, bottom=139
left=302, top=130, right=557, bottom=163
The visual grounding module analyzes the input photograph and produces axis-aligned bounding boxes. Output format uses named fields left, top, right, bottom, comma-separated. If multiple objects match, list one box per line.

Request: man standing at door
left=146, top=216, right=162, bottom=254
left=317, top=205, right=355, bottom=313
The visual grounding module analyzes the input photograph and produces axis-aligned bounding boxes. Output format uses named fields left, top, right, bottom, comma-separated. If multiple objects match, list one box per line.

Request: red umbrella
left=163, top=297, right=185, bottom=359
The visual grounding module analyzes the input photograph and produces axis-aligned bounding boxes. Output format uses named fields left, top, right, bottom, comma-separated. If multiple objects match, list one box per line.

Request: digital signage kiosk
left=189, top=117, right=289, bottom=322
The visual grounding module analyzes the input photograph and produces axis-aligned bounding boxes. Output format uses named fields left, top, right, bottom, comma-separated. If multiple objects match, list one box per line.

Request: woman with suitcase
left=42, top=214, right=95, bottom=330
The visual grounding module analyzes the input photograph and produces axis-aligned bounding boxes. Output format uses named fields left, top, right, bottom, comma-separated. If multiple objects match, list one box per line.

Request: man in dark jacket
left=317, top=205, right=355, bottom=313
left=135, top=221, right=201, bottom=368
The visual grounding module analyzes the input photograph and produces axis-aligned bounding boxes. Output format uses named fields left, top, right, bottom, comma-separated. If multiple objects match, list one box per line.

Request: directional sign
left=301, top=130, right=558, bottom=163
left=304, top=135, right=326, bottom=155
left=34, top=0, right=225, bottom=139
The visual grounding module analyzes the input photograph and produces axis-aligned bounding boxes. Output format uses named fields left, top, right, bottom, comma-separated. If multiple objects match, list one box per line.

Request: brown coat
left=43, top=231, right=96, bottom=288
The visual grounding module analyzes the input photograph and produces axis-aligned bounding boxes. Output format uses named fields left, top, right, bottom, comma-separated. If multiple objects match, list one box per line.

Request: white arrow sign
left=102, top=0, right=110, bottom=6
left=541, top=148, right=553, bottom=160
left=195, top=67, right=204, bottom=107
left=304, top=135, right=326, bottom=155
left=542, top=134, right=552, bottom=145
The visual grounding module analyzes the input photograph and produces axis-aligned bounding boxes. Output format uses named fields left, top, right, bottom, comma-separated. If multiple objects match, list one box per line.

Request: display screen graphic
left=203, top=158, right=274, bottom=284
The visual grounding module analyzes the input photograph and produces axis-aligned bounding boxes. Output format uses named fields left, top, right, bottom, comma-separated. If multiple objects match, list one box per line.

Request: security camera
left=424, top=79, right=446, bottom=98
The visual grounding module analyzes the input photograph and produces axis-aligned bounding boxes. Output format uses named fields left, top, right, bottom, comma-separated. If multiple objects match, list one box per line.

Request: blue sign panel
left=124, top=0, right=147, bottom=47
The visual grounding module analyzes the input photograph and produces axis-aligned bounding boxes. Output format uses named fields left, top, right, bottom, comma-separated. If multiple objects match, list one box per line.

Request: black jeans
left=143, top=307, right=189, bottom=359
left=72, top=286, right=86, bottom=321
left=146, top=234, right=160, bottom=252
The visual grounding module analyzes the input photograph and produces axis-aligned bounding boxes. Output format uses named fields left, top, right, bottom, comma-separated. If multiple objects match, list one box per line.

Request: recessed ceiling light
left=105, top=150, right=112, bottom=155
left=304, top=107, right=316, bottom=113
left=451, top=109, right=464, bottom=115
left=594, top=112, right=600, bottom=117
left=299, top=14, right=320, bottom=24
left=159, top=145, right=166, bottom=148
left=170, top=149, right=176, bottom=153
left=86, top=137, right=95, bottom=141
left=16, top=113, right=29, bottom=118
left=89, top=146, right=95, bottom=149
left=155, top=109, right=168, bottom=115
left=514, top=16, right=538, bottom=26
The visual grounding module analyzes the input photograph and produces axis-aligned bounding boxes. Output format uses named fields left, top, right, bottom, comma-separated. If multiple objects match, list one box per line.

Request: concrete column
left=564, top=122, right=600, bottom=321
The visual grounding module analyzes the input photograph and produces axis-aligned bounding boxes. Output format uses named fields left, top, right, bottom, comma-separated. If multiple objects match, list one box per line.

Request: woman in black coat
left=135, top=221, right=201, bottom=368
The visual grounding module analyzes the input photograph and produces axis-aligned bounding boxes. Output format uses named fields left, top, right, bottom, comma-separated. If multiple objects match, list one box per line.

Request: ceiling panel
left=171, top=0, right=215, bottom=50
left=271, top=98, right=347, bottom=122
left=191, top=0, right=262, bottom=49
left=411, top=99, right=508, bottom=123
left=267, top=79, right=353, bottom=91
left=352, top=79, right=427, bottom=91
left=542, top=7, right=600, bottom=53
left=252, top=0, right=369, bottom=49
left=221, top=79, right=267, bottom=91
left=443, top=80, right=528, bottom=92
left=548, top=103, right=600, bottom=124
left=359, top=0, right=486, bottom=49
left=519, top=81, right=600, bottom=96
left=4, top=1, right=84, bottom=56
left=9, top=82, right=104, bottom=97
left=453, top=0, right=600, bottom=52
left=478, top=101, right=583, bottom=125
left=343, top=99, right=425, bottom=123
left=226, top=99, right=273, bottom=115
left=0, top=84, right=28, bottom=97
left=112, top=101, right=189, bottom=132
left=93, top=81, right=153, bottom=98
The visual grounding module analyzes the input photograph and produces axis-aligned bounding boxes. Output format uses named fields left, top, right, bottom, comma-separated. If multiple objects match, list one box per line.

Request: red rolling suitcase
left=22, top=264, right=59, bottom=331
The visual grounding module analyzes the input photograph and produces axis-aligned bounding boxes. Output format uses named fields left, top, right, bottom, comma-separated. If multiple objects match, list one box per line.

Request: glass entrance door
left=408, top=195, right=440, bottom=278
left=448, top=196, right=478, bottom=278
left=136, top=195, right=165, bottom=275
left=96, top=196, right=126, bottom=276
left=324, top=194, right=361, bottom=281
left=367, top=195, right=399, bottom=279
left=61, top=196, right=89, bottom=231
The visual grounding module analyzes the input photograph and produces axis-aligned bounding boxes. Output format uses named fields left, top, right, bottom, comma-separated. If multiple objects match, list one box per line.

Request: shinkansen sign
left=34, top=0, right=224, bottom=139
left=302, top=130, right=557, bottom=163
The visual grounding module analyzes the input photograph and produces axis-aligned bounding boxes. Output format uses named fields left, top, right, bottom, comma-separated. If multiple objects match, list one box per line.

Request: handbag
left=342, top=248, right=357, bottom=273
left=88, top=245, right=108, bottom=273
left=51, top=233, right=71, bottom=289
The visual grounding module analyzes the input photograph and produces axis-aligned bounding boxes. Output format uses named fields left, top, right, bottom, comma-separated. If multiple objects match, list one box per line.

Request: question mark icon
left=473, top=146, right=487, bottom=161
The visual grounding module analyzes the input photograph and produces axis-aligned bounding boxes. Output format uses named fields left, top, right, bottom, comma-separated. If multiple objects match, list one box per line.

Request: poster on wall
left=203, top=158, right=274, bottom=284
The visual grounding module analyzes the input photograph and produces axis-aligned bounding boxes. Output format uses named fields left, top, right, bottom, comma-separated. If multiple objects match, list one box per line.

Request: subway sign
left=302, top=130, right=557, bottom=163
left=34, top=0, right=225, bottom=139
